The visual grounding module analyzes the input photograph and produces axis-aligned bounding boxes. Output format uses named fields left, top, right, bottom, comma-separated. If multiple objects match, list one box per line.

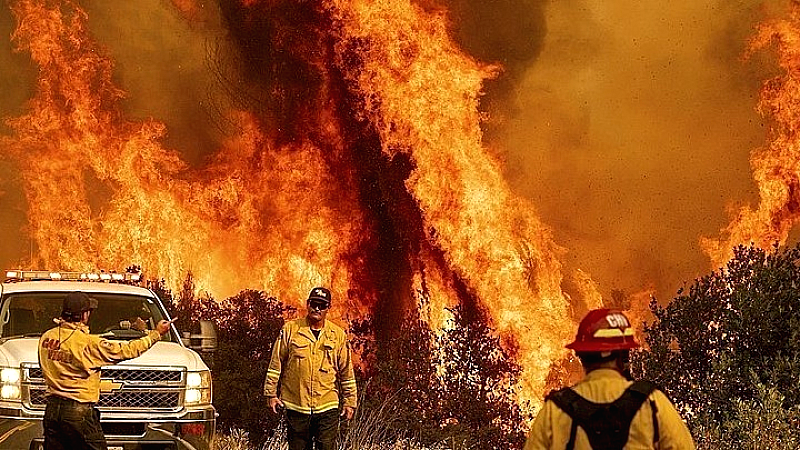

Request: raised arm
left=81, top=319, right=172, bottom=369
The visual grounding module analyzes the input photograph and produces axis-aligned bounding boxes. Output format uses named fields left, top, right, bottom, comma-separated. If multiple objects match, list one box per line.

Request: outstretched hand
left=155, top=319, right=175, bottom=335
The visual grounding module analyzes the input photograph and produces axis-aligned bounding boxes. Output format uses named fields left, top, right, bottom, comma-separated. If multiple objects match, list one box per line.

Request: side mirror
left=183, top=320, right=218, bottom=353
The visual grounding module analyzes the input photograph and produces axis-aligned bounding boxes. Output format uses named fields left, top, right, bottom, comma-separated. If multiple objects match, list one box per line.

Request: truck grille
left=27, top=367, right=182, bottom=383
left=24, top=365, right=184, bottom=410
left=28, top=387, right=180, bottom=409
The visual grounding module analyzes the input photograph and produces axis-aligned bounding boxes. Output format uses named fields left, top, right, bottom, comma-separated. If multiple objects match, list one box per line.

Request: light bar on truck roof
left=4, top=270, right=143, bottom=285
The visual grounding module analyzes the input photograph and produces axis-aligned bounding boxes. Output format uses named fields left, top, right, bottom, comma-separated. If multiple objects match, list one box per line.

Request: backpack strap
left=546, top=380, right=659, bottom=450
left=546, top=388, right=586, bottom=450
left=566, top=419, right=578, bottom=450
left=617, top=381, right=658, bottom=446
left=650, top=399, right=660, bottom=449
left=628, top=381, right=660, bottom=448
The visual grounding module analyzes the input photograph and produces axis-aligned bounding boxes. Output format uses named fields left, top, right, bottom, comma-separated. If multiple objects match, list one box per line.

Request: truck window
left=0, top=293, right=174, bottom=341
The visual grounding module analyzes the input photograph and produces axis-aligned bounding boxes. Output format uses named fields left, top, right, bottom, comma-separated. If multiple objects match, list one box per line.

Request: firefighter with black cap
left=264, top=286, right=358, bottom=450
left=38, top=292, right=173, bottom=450
left=524, top=309, right=696, bottom=450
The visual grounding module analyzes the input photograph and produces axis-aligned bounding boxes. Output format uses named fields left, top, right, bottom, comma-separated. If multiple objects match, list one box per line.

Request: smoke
left=492, top=0, right=782, bottom=302
left=78, top=0, right=225, bottom=165
left=0, top=4, right=32, bottom=268
left=446, top=0, right=548, bottom=136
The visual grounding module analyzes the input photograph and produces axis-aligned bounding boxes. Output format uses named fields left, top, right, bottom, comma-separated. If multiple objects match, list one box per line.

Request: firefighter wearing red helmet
left=524, top=309, right=696, bottom=450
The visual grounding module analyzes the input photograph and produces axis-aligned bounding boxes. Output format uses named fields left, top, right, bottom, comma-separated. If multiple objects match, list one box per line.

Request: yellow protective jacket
left=37, top=320, right=161, bottom=403
left=264, top=317, right=357, bottom=414
left=525, top=369, right=696, bottom=450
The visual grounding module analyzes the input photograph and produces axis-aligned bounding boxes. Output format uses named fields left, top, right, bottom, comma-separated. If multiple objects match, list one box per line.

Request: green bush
left=632, top=244, right=800, bottom=448
left=692, top=374, right=800, bottom=450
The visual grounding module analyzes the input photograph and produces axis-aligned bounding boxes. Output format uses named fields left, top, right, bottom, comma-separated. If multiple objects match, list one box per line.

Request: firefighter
left=264, top=287, right=358, bottom=450
left=38, top=292, right=173, bottom=450
left=524, top=309, right=695, bottom=450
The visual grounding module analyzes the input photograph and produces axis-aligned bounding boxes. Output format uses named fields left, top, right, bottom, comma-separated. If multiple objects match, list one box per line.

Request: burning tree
left=434, top=300, right=530, bottom=448
left=354, top=287, right=530, bottom=450
left=1, top=0, right=578, bottom=410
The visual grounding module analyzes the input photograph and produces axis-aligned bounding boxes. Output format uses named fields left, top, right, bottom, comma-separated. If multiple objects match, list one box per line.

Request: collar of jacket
left=55, top=319, right=89, bottom=333
left=296, top=317, right=335, bottom=342
left=583, top=367, right=626, bottom=381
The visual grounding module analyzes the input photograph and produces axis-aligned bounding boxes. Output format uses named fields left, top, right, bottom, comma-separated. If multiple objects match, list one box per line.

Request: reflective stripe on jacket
left=37, top=321, right=161, bottom=403
left=524, top=369, right=696, bottom=450
left=263, top=317, right=357, bottom=414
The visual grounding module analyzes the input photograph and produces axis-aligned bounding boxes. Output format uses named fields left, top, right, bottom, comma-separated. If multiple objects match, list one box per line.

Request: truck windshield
left=0, top=292, right=174, bottom=341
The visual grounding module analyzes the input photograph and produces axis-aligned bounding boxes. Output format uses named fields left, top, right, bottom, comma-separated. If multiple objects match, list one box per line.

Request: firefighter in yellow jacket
left=524, top=309, right=695, bottom=450
left=38, top=292, right=173, bottom=450
left=264, top=287, right=357, bottom=450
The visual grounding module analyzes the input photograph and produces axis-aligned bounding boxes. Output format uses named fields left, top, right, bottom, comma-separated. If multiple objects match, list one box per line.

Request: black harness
left=546, top=380, right=661, bottom=450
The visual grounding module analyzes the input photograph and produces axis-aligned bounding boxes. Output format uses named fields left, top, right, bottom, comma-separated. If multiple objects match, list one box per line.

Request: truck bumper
left=0, top=406, right=216, bottom=450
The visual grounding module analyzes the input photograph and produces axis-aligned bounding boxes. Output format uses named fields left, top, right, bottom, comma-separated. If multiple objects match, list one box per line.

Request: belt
left=46, top=395, right=95, bottom=406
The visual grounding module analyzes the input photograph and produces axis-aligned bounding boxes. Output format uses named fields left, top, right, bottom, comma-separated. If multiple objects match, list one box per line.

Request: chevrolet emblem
left=99, top=380, right=123, bottom=393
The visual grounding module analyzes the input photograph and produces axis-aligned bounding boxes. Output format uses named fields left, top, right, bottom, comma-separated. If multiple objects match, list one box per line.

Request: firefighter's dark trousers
left=44, top=395, right=107, bottom=450
left=286, top=408, right=339, bottom=450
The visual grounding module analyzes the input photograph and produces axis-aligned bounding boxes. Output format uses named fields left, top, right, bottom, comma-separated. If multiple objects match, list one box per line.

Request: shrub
left=160, top=273, right=296, bottom=445
left=355, top=294, right=529, bottom=449
left=632, top=244, right=800, bottom=448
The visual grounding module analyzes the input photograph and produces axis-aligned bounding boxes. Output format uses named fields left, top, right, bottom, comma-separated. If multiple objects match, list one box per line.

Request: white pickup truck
left=0, top=270, right=217, bottom=450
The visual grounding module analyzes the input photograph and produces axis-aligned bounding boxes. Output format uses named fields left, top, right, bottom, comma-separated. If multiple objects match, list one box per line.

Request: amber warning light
left=4, top=270, right=142, bottom=285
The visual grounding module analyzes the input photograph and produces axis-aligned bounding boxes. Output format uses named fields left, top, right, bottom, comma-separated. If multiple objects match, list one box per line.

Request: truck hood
left=0, top=338, right=209, bottom=371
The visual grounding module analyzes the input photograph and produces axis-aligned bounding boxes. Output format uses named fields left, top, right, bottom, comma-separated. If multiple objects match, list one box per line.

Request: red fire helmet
left=566, top=308, right=640, bottom=352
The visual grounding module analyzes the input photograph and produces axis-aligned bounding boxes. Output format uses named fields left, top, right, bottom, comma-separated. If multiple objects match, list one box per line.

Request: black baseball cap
left=307, top=287, right=332, bottom=305
left=62, top=292, right=98, bottom=317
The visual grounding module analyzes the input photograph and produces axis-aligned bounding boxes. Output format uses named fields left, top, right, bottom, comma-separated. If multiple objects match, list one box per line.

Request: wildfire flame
left=328, top=0, right=576, bottom=399
left=703, top=3, right=800, bottom=267
left=1, top=0, right=578, bottom=407
left=3, top=0, right=367, bottom=313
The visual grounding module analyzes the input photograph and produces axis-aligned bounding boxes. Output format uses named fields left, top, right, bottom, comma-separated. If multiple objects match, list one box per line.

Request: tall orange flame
left=703, top=4, right=800, bottom=267
left=326, top=0, right=573, bottom=401
left=3, top=0, right=369, bottom=318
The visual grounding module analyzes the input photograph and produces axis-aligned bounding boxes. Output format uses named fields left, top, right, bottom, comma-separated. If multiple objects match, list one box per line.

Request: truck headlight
left=185, top=370, right=211, bottom=406
left=0, top=367, right=21, bottom=401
